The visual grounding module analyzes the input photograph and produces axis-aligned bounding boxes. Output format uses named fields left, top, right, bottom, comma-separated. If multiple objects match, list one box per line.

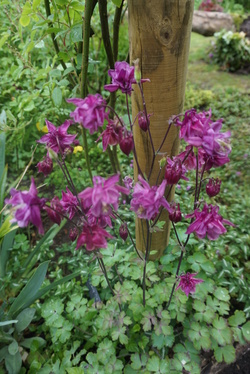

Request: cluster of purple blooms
left=5, top=61, right=234, bottom=298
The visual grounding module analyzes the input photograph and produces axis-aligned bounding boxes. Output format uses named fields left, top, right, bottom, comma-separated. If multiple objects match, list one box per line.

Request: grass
left=187, top=32, right=250, bottom=91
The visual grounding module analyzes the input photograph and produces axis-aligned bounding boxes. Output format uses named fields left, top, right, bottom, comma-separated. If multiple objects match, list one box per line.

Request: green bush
left=211, top=29, right=250, bottom=72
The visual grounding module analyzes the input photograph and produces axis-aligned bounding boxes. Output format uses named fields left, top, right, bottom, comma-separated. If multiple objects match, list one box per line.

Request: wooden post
left=128, top=0, right=194, bottom=259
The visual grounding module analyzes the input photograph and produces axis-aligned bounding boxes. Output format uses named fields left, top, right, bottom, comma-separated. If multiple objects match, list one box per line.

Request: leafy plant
left=210, top=29, right=250, bottom=72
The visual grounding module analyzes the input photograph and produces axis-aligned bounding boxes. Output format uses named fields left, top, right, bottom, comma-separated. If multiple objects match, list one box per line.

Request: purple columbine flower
left=44, top=196, right=64, bottom=225
left=76, top=223, right=113, bottom=251
left=37, top=119, right=76, bottom=155
left=79, top=174, right=129, bottom=219
left=98, top=119, right=122, bottom=152
left=186, top=203, right=234, bottom=240
left=138, top=112, right=151, bottom=132
left=5, top=178, right=46, bottom=234
left=164, top=157, right=188, bottom=185
left=60, top=187, right=79, bottom=219
left=169, top=202, right=182, bottom=223
left=176, top=273, right=204, bottom=297
left=119, top=223, right=128, bottom=241
left=206, top=178, right=221, bottom=197
left=119, top=131, right=134, bottom=156
left=37, top=154, right=53, bottom=176
left=130, top=176, right=173, bottom=220
left=104, top=61, right=136, bottom=95
left=67, top=94, right=108, bottom=135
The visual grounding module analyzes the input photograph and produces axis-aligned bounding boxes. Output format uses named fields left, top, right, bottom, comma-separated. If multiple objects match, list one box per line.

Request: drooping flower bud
left=69, top=227, right=78, bottom=242
left=138, top=112, right=151, bottom=132
left=164, top=158, right=185, bottom=185
left=37, top=154, right=53, bottom=176
left=169, top=202, right=182, bottom=223
left=206, top=178, right=221, bottom=197
left=119, top=223, right=128, bottom=241
left=44, top=196, right=64, bottom=225
left=119, top=131, right=134, bottom=156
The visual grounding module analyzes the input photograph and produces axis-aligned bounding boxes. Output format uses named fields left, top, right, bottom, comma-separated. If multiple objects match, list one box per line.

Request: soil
left=201, top=343, right=250, bottom=374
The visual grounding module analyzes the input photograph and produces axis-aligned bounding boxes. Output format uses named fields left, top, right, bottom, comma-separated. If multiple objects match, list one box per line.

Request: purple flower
left=206, top=178, right=221, bottom=197
left=37, top=154, right=53, bottom=176
left=76, top=224, right=113, bottom=251
left=60, top=187, right=79, bottom=219
left=104, top=61, right=136, bottom=95
left=67, top=94, right=108, bottom=134
left=175, top=109, right=208, bottom=147
left=186, top=203, right=234, bottom=240
left=123, top=175, right=133, bottom=191
left=79, top=174, right=129, bottom=219
left=176, top=273, right=204, bottom=297
left=164, top=157, right=188, bottom=185
left=99, top=119, right=122, bottom=151
left=37, top=119, right=76, bottom=155
left=130, top=176, right=172, bottom=220
left=119, top=223, right=128, bottom=241
left=5, top=178, right=46, bottom=234
left=44, top=196, right=64, bottom=225
left=169, top=202, right=182, bottom=223
left=119, top=131, right=134, bottom=156
left=138, top=112, right=151, bottom=132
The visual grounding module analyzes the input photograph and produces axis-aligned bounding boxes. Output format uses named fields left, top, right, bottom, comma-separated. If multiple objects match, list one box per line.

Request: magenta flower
left=138, top=112, right=151, bottom=132
left=37, top=119, right=76, bottom=154
left=99, top=119, right=122, bottom=151
left=119, top=223, right=128, bottom=241
left=164, top=157, right=188, bottom=185
left=130, top=176, right=172, bottom=220
left=176, top=273, right=204, bottom=297
left=44, top=196, right=64, bottom=225
left=60, top=187, right=79, bottom=219
left=169, top=202, right=182, bottom=223
left=175, top=109, right=209, bottom=147
left=104, top=61, right=136, bottom=95
left=186, top=203, right=234, bottom=240
left=76, top=224, right=112, bottom=251
left=5, top=178, right=46, bottom=234
left=37, top=154, right=53, bottom=176
left=119, top=131, right=134, bottom=156
left=67, top=94, right=108, bottom=134
left=79, top=174, right=129, bottom=218
left=206, top=178, right=221, bottom=197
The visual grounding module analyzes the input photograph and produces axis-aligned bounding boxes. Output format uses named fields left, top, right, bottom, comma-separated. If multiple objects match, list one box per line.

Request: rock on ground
left=192, top=10, right=235, bottom=36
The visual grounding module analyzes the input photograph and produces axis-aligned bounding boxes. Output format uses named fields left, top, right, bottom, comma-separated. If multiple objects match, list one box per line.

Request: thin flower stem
left=172, top=222, right=182, bottom=248
left=143, top=220, right=151, bottom=307
left=165, top=249, right=184, bottom=310
left=98, top=257, right=114, bottom=296
left=125, top=94, right=143, bottom=176
left=112, top=211, right=143, bottom=260
left=81, top=127, right=93, bottom=184
left=137, top=82, right=155, bottom=181
left=156, top=122, right=172, bottom=155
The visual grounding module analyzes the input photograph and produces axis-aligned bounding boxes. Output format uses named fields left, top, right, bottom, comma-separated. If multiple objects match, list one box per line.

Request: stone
left=240, top=16, right=250, bottom=39
left=192, top=10, right=235, bottom=37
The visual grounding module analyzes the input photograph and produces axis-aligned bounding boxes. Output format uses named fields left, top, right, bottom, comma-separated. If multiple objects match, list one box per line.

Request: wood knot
left=159, top=19, right=172, bottom=47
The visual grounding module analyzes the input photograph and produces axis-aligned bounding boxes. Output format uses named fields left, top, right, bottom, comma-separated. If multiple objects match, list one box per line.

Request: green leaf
left=66, top=369, right=85, bottom=374
left=52, top=86, right=62, bottom=107
left=0, top=320, right=18, bottom=327
left=131, top=353, right=147, bottom=370
left=111, top=0, right=123, bottom=7
left=214, top=345, right=236, bottom=364
left=228, top=310, right=246, bottom=327
left=8, top=340, right=19, bottom=355
left=15, top=308, right=36, bottom=333
left=242, top=321, right=250, bottom=341
left=5, top=351, right=22, bottom=374
left=214, top=287, right=230, bottom=302
left=33, top=0, right=42, bottom=9
left=20, top=337, right=46, bottom=350
left=70, top=24, right=83, bottom=43
left=0, top=33, right=10, bottom=49
left=146, top=356, right=160, bottom=372
left=8, top=261, right=50, bottom=317
left=20, top=15, right=30, bottom=27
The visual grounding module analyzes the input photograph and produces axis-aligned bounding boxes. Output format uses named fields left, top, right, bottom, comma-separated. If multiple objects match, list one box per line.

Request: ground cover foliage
left=0, top=1, right=250, bottom=373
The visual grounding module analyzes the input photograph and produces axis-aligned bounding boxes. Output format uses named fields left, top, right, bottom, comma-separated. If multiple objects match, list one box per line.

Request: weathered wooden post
left=128, top=0, right=194, bottom=259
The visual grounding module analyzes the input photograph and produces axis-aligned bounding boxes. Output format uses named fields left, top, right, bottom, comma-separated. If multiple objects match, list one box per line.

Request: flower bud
left=119, top=132, right=134, bottom=156
left=164, top=158, right=183, bottom=185
left=44, top=197, right=63, bottom=225
left=37, top=155, right=53, bottom=176
left=119, top=223, right=128, bottom=241
left=206, top=178, right=221, bottom=197
left=69, top=227, right=78, bottom=242
left=169, top=202, right=182, bottom=223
